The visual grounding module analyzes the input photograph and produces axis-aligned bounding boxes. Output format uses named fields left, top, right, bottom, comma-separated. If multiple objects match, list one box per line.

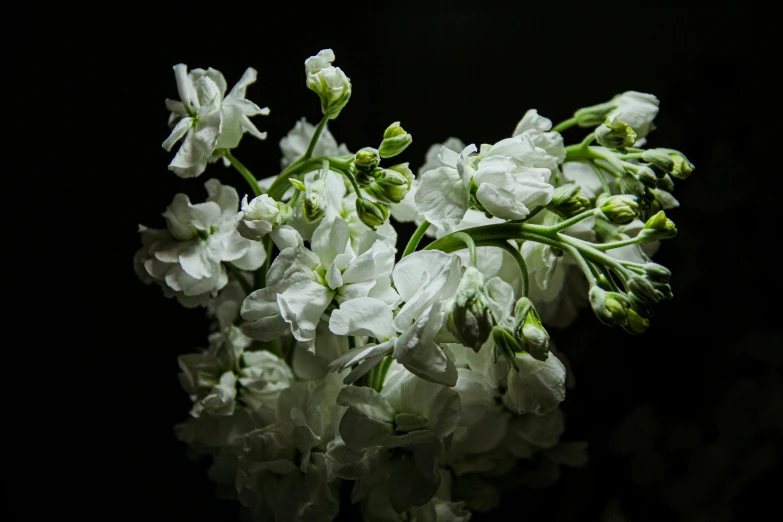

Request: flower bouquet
left=134, top=48, right=694, bottom=521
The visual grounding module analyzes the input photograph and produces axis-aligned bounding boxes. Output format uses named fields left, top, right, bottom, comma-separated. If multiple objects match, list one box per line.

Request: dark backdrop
left=20, top=4, right=778, bottom=521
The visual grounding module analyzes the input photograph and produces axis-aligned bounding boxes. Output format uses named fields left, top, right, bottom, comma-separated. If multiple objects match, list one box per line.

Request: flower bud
left=618, top=173, right=646, bottom=200
left=596, top=194, right=639, bottom=225
left=573, top=101, right=616, bottom=127
left=589, top=286, right=630, bottom=326
left=492, top=326, right=521, bottom=371
left=513, top=297, right=550, bottom=361
left=638, top=210, right=677, bottom=241
left=595, top=116, right=637, bottom=148
left=657, top=173, right=675, bottom=193
left=355, top=198, right=389, bottom=229
left=378, top=121, right=413, bottom=158
left=235, top=194, right=288, bottom=240
left=643, top=263, right=671, bottom=284
left=627, top=275, right=664, bottom=305
left=364, top=164, right=413, bottom=204
left=667, top=150, right=695, bottom=180
left=354, top=147, right=380, bottom=174
left=628, top=295, right=655, bottom=319
left=303, top=178, right=328, bottom=223
left=622, top=308, right=650, bottom=335
left=642, top=149, right=675, bottom=173
left=447, top=266, right=494, bottom=352
left=305, top=49, right=352, bottom=119
left=551, top=185, right=591, bottom=218
left=636, top=166, right=658, bottom=188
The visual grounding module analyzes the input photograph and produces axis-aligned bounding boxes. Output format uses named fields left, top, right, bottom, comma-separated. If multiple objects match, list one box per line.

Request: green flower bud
left=622, top=308, right=651, bottom=334
left=618, top=173, right=646, bottom=200
left=597, top=194, right=639, bottom=225
left=638, top=210, right=677, bottom=241
left=636, top=166, right=658, bottom=188
left=657, top=173, right=675, bottom=193
left=573, top=101, right=616, bottom=127
left=303, top=178, right=328, bottom=223
left=589, top=286, right=630, bottom=326
left=627, top=275, right=663, bottom=305
left=642, top=149, right=675, bottom=173
left=595, top=116, right=637, bottom=148
left=643, top=263, right=671, bottom=284
left=629, top=294, right=655, bottom=317
left=289, top=178, right=307, bottom=191
left=364, top=164, right=414, bottom=204
left=551, top=185, right=591, bottom=218
left=512, top=297, right=550, bottom=361
left=666, top=150, right=695, bottom=180
left=378, top=122, right=413, bottom=158
left=492, top=326, right=521, bottom=371
left=447, top=267, right=494, bottom=352
left=354, top=147, right=380, bottom=174
left=355, top=198, right=389, bottom=229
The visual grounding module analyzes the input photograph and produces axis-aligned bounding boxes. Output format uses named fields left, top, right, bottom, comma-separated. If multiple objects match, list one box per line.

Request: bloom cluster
left=135, top=49, right=694, bottom=521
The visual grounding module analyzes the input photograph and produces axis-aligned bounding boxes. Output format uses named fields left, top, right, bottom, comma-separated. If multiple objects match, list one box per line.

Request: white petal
left=329, top=297, right=396, bottom=339
left=415, top=167, right=469, bottom=232
left=278, top=280, right=333, bottom=342
left=311, top=217, right=350, bottom=268
left=162, top=117, right=192, bottom=151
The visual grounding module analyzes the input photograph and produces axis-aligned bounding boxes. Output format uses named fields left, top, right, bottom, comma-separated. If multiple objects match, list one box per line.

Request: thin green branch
left=304, top=116, right=330, bottom=160
left=225, top=262, right=253, bottom=296
left=589, top=160, right=613, bottom=195
left=224, top=151, right=262, bottom=197
left=552, top=117, right=579, bottom=133
left=402, top=220, right=432, bottom=257
left=484, top=240, right=529, bottom=297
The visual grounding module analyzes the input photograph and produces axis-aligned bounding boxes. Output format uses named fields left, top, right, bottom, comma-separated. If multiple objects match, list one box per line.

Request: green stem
left=590, top=160, right=613, bottom=195
left=224, top=151, right=262, bottom=197
left=435, top=231, right=477, bottom=266
left=552, top=117, right=579, bottom=133
left=225, top=262, right=253, bottom=296
left=373, top=356, right=393, bottom=392
left=402, top=220, right=431, bottom=257
left=536, top=209, right=597, bottom=234
left=558, top=243, right=597, bottom=285
left=304, top=116, right=330, bottom=160
left=268, top=155, right=354, bottom=200
left=592, top=236, right=647, bottom=251
left=484, top=240, right=529, bottom=297
left=254, top=236, right=273, bottom=289
left=342, top=169, right=364, bottom=197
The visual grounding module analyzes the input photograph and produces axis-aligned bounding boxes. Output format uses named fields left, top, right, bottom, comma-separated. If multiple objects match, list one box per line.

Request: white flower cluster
left=136, top=49, right=693, bottom=520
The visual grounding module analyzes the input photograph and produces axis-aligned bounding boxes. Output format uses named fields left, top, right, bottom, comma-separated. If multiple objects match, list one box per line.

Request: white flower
left=163, top=65, right=269, bottom=178
left=236, top=379, right=342, bottom=522
left=606, top=91, right=659, bottom=140
left=305, top=49, right=352, bottom=119
left=241, top=216, right=397, bottom=350
left=234, top=193, right=288, bottom=241
left=134, top=179, right=266, bottom=308
left=331, top=364, right=461, bottom=512
left=328, top=250, right=465, bottom=386
left=279, top=118, right=350, bottom=169
left=502, top=352, right=566, bottom=416
left=418, top=137, right=467, bottom=176
left=238, top=350, right=295, bottom=410
left=416, top=130, right=557, bottom=230
left=512, top=109, right=566, bottom=163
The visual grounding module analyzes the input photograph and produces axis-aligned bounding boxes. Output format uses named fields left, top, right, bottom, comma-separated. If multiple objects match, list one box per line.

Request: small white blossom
left=134, top=179, right=266, bottom=308
left=163, top=65, right=269, bottom=178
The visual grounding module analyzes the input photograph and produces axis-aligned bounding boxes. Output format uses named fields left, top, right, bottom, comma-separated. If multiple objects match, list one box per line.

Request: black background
left=19, top=3, right=779, bottom=521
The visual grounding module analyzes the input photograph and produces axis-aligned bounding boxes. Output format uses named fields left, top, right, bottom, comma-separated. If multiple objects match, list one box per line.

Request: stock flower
left=241, top=216, right=397, bottom=350
left=416, top=125, right=557, bottom=230
left=328, top=250, right=464, bottom=386
left=606, top=91, right=659, bottom=140
left=331, top=364, right=461, bottom=512
left=305, top=49, right=352, bottom=119
left=134, top=179, right=266, bottom=308
left=163, top=65, right=269, bottom=178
